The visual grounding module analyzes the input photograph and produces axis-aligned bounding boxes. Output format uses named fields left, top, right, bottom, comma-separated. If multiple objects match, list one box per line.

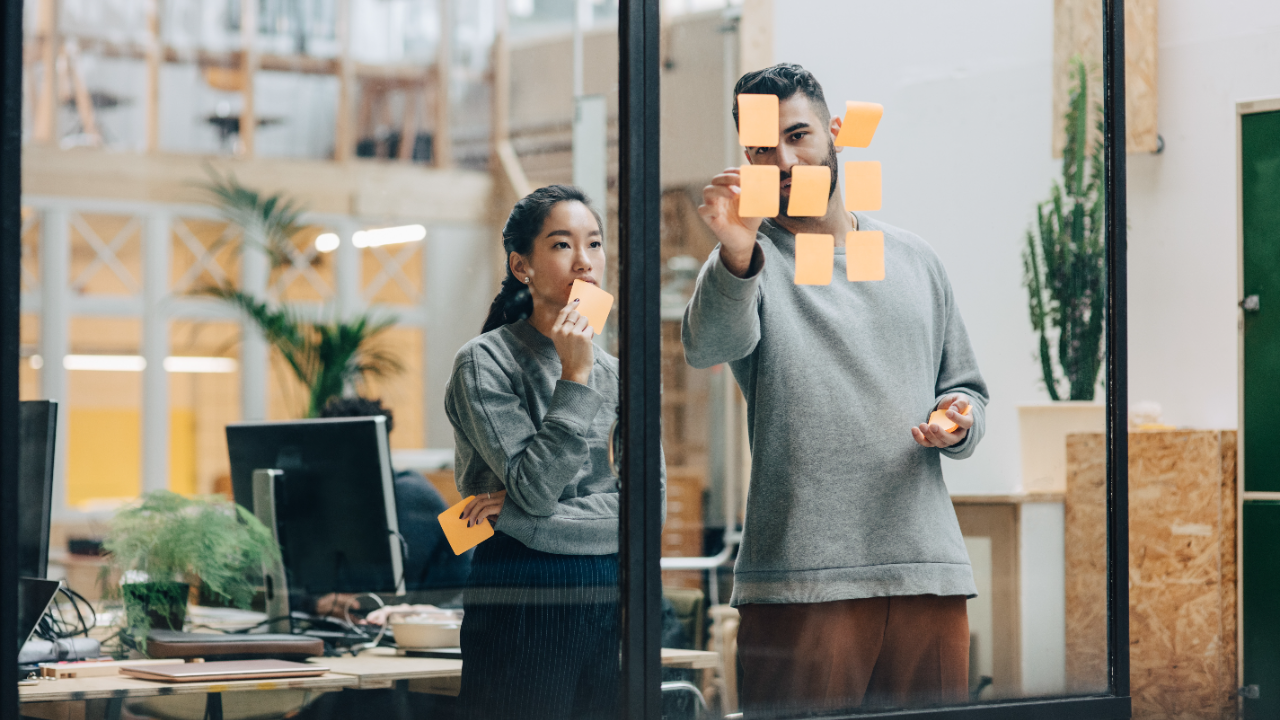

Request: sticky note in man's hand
left=844, top=161, right=882, bottom=212
left=834, top=102, right=884, bottom=148
left=846, top=231, right=885, bottom=282
left=569, top=279, right=614, bottom=336
left=928, top=404, right=973, bottom=434
left=794, top=234, right=835, bottom=286
left=438, top=496, right=495, bottom=555
left=786, top=165, right=830, bottom=217
left=738, top=94, right=779, bottom=148
left=739, top=165, right=780, bottom=218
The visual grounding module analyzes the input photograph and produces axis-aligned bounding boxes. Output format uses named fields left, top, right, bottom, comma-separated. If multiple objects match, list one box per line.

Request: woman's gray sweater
left=445, top=319, right=665, bottom=556
left=682, top=215, right=988, bottom=606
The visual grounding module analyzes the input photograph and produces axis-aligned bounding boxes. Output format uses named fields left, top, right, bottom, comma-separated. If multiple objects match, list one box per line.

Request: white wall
left=1127, top=0, right=1280, bottom=431
left=775, top=0, right=1058, bottom=495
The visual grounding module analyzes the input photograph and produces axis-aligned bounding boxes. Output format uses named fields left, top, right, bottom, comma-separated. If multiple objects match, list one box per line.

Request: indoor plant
left=102, top=491, right=279, bottom=650
left=1022, top=56, right=1106, bottom=402
left=1017, top=57, right=1107, bottom=493
left=197, top=171, right=404, bottom=416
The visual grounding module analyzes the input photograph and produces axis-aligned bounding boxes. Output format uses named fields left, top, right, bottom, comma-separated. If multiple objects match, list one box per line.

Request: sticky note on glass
left=438, top=496, right=494, bottom=555
left=738, top=94, right=779, bottom=148
left=928, top=404, right=973, bottom=433
left=844, top=161, right=882, bottom=212
left=786, top=165, right=830, bottom=217
left=738, top=164, right=780, bottom=218
left=569, top=279, right=614, bottom=335
left=846, top=231, right=885, bottom=282
left=834, top=101, right=884, bottom=148
left=794, top=234, right=835, bottom=286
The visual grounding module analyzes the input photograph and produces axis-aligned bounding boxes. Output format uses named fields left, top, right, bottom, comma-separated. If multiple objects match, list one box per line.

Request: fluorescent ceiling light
left=164, top=356, right=239, bottom=373
left=353, top=224, right=426, bottom=249
left=314, top=232, right=340, bottom=253
left=64, top=354, right=146, bottom=372
left=56, top=355, right=237, bottom=373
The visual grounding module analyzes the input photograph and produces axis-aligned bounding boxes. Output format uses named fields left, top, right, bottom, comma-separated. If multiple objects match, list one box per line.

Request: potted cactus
left=1018, top=56, right=1107, bottom=493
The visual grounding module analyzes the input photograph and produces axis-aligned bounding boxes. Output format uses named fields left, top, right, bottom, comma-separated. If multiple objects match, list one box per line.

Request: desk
left=314, top=646, right=719, bottom=697
left=19, top=671, right=356, bottom=720
left=17, top=648, right=720, bottom=717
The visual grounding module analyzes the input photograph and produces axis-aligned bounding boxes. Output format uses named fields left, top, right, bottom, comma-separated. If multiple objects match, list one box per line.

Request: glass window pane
left=660, top=0, right=1111, bottom=714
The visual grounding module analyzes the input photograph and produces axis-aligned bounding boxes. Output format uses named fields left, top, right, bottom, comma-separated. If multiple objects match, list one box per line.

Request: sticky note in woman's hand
left=438, top=496, right=494, bottom=555
left=928, top=404, right=973, bottom=433
left=569, top=279, right=614, bottom=335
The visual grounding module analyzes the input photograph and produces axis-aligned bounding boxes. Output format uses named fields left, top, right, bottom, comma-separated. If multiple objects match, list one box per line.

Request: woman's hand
left=911, top=394, right=973, bottom=449
left=461, top=490, right=507, bottom=528
left=551, top=299, right=595, bottom=385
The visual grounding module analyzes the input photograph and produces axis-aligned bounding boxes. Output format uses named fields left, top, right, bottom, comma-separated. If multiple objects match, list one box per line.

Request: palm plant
left=201, top=167, right=307, bottom=271
left=1023, top=57, right=1106, bottom=401
left=202, top=286, right=402, bottom=417
left=197, top=171, right=403, bottom=416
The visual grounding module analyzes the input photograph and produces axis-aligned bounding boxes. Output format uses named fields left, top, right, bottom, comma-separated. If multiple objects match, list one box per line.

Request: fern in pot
left=102, top=491, right=279, bottom=651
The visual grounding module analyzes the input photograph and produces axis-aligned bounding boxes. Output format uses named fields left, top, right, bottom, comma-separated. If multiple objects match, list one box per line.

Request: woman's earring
left=523, top=277, right=530, bottom=283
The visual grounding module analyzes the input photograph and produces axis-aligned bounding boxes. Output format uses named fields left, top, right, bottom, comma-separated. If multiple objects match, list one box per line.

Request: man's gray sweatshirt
left=446, top=319, right=665, bottom=556
left=682, top=215, right=988, bottom=606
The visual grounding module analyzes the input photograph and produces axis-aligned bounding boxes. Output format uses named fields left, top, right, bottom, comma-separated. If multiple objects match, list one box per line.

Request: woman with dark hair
left=445, top=184, right=664, bottom=720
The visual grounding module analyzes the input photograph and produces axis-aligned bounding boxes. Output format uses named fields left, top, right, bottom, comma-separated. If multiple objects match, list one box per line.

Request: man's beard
left=777, top=140, right=840, bottom=217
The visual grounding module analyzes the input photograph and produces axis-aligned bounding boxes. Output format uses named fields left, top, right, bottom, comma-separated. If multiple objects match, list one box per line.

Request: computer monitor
left=18, top=401, right=58, bottom=579
left=226, top=417, right=405, bottom=598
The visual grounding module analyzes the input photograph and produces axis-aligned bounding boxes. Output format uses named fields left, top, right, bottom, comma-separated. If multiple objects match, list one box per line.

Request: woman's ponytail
left=481, top=273, right=533, bottom=334
left=480, top=184, right=602, bottom=334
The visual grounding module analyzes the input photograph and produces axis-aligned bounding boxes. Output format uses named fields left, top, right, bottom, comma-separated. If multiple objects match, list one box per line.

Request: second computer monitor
left=18, top=400, right=58, bottom=580
left=226, top=417, right=405, bottom=597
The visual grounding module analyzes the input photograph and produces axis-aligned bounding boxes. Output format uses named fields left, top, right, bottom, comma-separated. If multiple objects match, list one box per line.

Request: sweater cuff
left=545, top=379, right=607, bottom=433
left=707, top=243, right=765, bottom=301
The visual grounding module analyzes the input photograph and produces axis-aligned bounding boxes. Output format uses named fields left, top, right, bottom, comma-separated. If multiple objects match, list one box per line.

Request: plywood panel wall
left=1065, top=430, right=1239, bottom=719
left=1053, top=0, right=1159, bottom=156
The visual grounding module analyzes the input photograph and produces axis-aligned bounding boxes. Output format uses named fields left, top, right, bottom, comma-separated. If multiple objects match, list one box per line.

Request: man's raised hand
left=698, top=167, right=764, bottom=278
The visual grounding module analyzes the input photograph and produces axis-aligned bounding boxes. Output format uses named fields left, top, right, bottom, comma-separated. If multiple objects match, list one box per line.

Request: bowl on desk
left=388, top=612, right=462, bottom=649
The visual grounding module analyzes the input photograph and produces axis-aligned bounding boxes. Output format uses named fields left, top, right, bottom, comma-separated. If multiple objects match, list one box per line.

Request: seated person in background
left=317, top=396, right=472, bottom=611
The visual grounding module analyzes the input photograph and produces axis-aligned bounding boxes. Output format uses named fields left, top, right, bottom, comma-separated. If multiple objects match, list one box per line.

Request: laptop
left=17, top=578, right=61, bottom=654
left=120, top=659, right=328, bottom=683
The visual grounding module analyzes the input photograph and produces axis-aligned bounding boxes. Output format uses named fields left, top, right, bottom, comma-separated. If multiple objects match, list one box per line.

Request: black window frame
left=0, top=0, right=1129, bottom=718
left=614, top=1, right=1131, bottom=719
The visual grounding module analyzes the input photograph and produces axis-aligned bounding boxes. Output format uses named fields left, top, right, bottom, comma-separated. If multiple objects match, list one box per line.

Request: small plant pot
left=123, top=581, right=189, bottom=633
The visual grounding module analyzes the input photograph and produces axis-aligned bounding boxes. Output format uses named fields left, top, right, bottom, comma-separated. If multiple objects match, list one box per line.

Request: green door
left=1243, top=109, right=1280, bottom=491
left=1242, top=109, right=1280, bottom=718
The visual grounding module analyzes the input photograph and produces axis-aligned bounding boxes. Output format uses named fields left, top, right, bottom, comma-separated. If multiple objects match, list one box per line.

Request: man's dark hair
left=732, top=63, right=830, bottom=131
left=319, top=395, right=394, bottom=434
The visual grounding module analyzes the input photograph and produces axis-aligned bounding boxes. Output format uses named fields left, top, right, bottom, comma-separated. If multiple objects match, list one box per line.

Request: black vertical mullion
left=1103, top=0, right=1130, bottom=702
left=617, top=1, right=663, bottom=719
left=1, top=0, right=22, bottom=715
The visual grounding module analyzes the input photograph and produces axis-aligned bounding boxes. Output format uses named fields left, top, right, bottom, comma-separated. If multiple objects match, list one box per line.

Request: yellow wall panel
left=67, top=408, right=140, bottom=506
left=169, top=409, right=197, bottom=496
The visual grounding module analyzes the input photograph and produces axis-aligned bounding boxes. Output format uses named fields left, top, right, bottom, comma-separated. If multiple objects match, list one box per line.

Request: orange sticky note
left=844, top=161, right=882, bottom=212
left=846, top=231, right=885, bottom=282
left=737, top=94, right=779, bottom=148
left=794, top=234, right=835, bottom=286
left=834, top=101, right=884, bottom=148
left=928, top=404, right=973, bottom=433
left=569, top=279, right=614, bottom=335
left=438, top=496, right=495, bottom=555
left=738, top=164, right=780, bottom=218
left=786, top=165, right=830, bottom=217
